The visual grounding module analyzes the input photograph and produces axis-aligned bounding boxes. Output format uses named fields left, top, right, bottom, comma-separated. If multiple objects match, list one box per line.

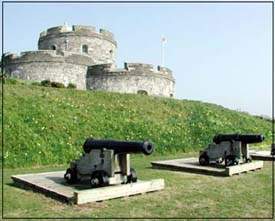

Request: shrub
left=0, top=71, right=8, bottom=83
left=51, top=81, right=65, bottom=88
left=6, top=78, right=18, bottom=84
left=31, top=82, right=41, bottom=86
left=41, top=79, right=51, bottom=87
left=67, top=83, right=76, bottom=89
left=0, top=75, right=6, bottom=84
left=137, top=90, right=148, bottom=95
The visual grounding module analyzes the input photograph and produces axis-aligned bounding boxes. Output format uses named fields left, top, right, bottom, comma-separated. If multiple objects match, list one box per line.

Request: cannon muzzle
left=213, top=134, right=264, bottom=144
left=83, top=138, right=154, bottom=155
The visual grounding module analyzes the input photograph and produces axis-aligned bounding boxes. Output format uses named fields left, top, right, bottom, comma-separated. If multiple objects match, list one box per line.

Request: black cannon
left=213, top=134, right=264, bottom=144
left=199, top=133, right=265, bottom=167
left=64, top=138, right=154, bottom=187
left=83, top=138, right=154, bottom=155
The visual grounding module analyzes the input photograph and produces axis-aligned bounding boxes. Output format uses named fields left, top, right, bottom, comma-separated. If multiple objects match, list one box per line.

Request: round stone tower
left=38, top=25, right=117, bottom=64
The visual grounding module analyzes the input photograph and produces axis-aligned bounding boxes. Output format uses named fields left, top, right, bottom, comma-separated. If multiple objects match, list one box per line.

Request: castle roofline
left=39, top=25, right=117, bottom=46
left=3, top=50, right=94, bottom=66
left=87, top=62, right=175, bottom=82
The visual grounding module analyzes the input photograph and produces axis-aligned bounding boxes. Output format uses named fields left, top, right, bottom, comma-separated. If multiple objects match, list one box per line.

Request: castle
left=3, top=24, right=175, bottom=97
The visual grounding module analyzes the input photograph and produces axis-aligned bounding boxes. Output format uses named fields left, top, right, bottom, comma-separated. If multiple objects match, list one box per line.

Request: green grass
left=2, top=80, right=273, bottom=218
left=3, top=81, right=272, bottom=167
left=2, top=153, right=273, bottom=218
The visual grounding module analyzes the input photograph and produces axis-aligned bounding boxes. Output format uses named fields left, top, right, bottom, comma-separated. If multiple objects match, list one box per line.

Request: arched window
left=110, top=50, right=113, bottom=55
left=82, top=45, right=88, bottom=54
left=51, top=45, right=56, bottom=50
left=137, top=90, right=148, bottom=95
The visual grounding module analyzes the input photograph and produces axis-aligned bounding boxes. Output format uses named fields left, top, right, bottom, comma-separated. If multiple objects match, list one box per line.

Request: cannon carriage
left=199, top=134, right=264, bottom=167
left=64, top=138, right=154, bottom=187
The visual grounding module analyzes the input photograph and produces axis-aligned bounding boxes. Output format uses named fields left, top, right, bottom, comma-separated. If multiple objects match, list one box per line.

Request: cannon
left=199, top=134, right=264, bottom=167
left=64, top=138, right=154, bottom=187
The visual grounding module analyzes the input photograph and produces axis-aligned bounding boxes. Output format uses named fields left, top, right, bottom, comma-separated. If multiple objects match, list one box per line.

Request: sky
left=2, top=2, right=272, bottom=117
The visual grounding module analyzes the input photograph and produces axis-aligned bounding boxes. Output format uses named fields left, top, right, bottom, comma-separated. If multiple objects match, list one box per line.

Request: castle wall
left=86, top=63, right=175, bottom=97
left=4, top=24, right=176, bottom=97
left=3, top=51, right=90, bottom=89
left=38, top=25, right=117, bottom=65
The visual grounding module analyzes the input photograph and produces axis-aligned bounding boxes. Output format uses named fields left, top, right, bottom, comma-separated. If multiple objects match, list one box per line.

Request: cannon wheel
left=127, top=168, right=137, bottom=183
left=64, top=168, right=78, bottom=184
left=90, top=170, right=109, bottom=188
left=225, top=155, right=238, bottom=167
left=199, top=153, right=209, bottom=166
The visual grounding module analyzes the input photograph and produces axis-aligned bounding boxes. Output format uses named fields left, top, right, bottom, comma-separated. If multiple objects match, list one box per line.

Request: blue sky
left=2, top=2, right=272, bottom=117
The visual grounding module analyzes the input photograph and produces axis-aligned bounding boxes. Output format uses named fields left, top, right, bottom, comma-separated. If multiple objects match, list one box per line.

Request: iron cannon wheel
left=199, top=153, right=209, bottom=166
left=127, top=168, right=137, bottom=183
left=225, top=155, right=238, bottom=167
left=90, top=170, right=109, bottom=188
left=64, top=168, right=78, bottom=184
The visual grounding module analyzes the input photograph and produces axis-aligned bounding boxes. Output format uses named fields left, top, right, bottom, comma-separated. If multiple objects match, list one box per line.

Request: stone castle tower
left=3, top=24, right=175, bottom=97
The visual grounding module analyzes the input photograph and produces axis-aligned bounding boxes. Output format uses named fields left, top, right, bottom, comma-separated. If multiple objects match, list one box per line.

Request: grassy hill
left=2, top=80, right=272, bottom=167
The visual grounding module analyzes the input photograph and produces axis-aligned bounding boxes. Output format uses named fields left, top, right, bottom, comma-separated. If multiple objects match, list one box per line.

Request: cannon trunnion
left=199, top=134, right=264, bottom=167
left=64, top=138, right=154, bottom=187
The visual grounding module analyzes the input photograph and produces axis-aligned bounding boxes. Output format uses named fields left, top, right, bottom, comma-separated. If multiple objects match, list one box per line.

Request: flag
left=161, top=36, right=167, bottom=44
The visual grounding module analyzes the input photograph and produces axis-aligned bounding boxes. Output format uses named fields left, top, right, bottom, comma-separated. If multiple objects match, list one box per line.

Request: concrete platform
left=11, top=171, right=165, bottom=205
left=151, top=157, right=263, bottom=176
left=249, top=150, right=275, bottom=161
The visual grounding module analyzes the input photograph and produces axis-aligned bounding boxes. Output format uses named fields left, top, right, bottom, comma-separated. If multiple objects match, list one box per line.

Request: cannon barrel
left=83, top=138, right=154, bottom=155
left=213, top=134, right=264, bottom=144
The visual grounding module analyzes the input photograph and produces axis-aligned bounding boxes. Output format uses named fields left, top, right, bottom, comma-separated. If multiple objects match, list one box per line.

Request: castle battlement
left=39, top=25, right=116, bottom=45
left=125, top=63, right=154, bottom=71
left=3, top=50, right=93, bottom=66
left=87, top=62, right=174, bottom=81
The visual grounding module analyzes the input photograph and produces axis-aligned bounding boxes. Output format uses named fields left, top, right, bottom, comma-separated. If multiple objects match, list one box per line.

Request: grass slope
left=3, top=81, right=272, bottom=167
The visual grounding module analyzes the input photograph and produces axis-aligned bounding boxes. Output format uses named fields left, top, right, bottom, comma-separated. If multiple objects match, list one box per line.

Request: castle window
left=137, top=90, right=148, bottom=95
left=110, top=50, right=113, bottom=55
left=51, top=45, right=56, bottom=50
left=170, top=93, right=173, bottom=97
left=82, top=45, right=88, bottom=54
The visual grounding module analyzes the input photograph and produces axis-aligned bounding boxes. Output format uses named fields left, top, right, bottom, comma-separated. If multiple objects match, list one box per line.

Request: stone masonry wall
left=86, top=63, right=175, bottom=97
left=4, top=24, right=176, bottom=97
left=3, top=50, right=91, bottom=89
left=38, top=25, right=117, bottom=65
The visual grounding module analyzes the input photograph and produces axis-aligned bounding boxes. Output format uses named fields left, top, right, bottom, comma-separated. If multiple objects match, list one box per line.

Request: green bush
left=41, top=79, right=51, bottom=87
left=67, top=83, right=76, bottom=89
left=0, top=72, right=7, bottom=83
left=31, top=82, right=41, bottom=86
left=51, top=81, right=65, bottom=88
left=5, top=78, right=18, bottom=84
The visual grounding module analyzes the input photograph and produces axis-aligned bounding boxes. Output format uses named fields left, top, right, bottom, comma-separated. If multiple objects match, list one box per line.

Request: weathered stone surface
left=38, top=25, right=117, bottom=64
left=87, top=63, right=175, bottom=97
left=3, top=51, right=90, bottom=89
left=3, top=24, right=176, bottom=97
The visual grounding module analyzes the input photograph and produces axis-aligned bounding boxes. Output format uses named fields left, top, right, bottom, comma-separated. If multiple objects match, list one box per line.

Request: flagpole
left=161, top=36, right=166, bottom=67
left=160, top=36, right=164, bottom=67
left=161, top=40, right=164, bottom=67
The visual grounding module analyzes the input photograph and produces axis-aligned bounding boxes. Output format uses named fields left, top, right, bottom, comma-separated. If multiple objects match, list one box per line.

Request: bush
left=51, top=81, right=65, bottom=88
left=6, top=78, right=18, bottom=85
left=39, top=80, right=66, bottom=88
left=41, top=80, right=51, bottom=87
left=67, top=83, right=76, bottom=89
left=31, top=82, right=41, bottom=86
left=137, top=90, right=148, bottom=95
